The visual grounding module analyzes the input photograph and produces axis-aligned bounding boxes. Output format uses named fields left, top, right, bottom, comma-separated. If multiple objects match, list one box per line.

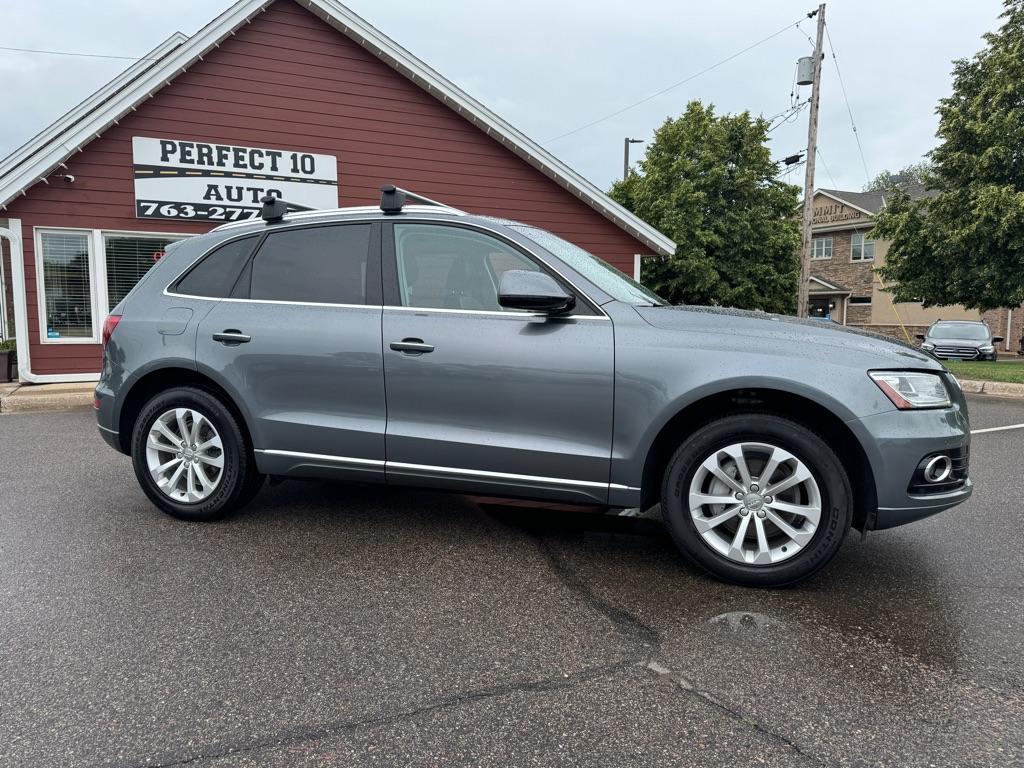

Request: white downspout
left=0, top=219, right=35, bottom=382
left=1007, top=308, right=1013, bottom=353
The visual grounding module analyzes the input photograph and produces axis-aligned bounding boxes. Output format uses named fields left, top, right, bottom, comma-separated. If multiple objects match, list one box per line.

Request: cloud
left=0, top=0, right=1005, bottom=193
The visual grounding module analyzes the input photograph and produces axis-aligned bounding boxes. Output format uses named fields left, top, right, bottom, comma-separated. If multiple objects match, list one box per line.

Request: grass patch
left=944, top=360, right=1024, bottom=384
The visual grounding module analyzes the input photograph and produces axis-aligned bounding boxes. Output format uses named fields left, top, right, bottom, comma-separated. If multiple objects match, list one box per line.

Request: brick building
left=0, top=0, right=673, bottom=383
left=807, top=187, right=1023, bottom=353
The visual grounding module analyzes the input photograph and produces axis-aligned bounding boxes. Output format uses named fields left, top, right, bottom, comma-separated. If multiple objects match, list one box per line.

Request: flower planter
left=0, top=349, right=16, bottom=383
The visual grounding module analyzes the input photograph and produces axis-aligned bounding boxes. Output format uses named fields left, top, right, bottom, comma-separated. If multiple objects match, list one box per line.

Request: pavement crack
left=110, top=661, right=635, bottom=768
left=531, top=531, right=834, bottom=768
left=533, top=535, right=661, bottom=652
left=642, top=661, right=838, bottom=768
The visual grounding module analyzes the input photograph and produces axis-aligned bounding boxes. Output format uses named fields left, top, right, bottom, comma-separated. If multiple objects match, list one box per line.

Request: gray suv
left=95, top=188, right=972, bottom=586
left=917, top=320, right=1002, bottom=361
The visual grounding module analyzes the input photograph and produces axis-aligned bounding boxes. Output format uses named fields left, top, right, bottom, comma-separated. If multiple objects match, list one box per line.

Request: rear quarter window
left=173, top=236, right=258, bottom=298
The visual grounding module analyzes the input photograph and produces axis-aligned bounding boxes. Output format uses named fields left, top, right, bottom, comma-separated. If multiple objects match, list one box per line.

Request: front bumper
left=847, top=399, right=972, bottom=530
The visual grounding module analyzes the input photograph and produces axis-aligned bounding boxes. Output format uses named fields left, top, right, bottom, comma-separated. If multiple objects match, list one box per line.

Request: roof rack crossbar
left=380, top=184, right=462, bottom=215
left=260, top=194, right=314, bottom=222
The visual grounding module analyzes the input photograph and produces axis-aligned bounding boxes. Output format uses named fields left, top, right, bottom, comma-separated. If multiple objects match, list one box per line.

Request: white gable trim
left=808, top=275, right=850, bottom=293
left=0, top=32, right=189, bottom=192
left=814, top=189, right=876, bottom=218
left=0, top=0, right=676, bottom=257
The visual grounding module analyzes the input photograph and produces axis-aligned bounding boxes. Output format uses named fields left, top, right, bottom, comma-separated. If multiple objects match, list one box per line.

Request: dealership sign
left=132, top=137, right=338, bottom=222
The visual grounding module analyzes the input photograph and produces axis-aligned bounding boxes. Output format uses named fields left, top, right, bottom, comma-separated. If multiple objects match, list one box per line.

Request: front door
left=196, top=222, right=387, bottom=481
left=381, top=222, right=615, bottom=503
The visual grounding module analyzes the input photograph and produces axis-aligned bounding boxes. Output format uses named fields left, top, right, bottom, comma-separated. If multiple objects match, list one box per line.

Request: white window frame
left=850, top=232, right=875, bottom=262
left=811, top=236, right=833, bottom=260
left=34, top=227, right=101, bottom=344
left=34, top=226, right=189, bottom=345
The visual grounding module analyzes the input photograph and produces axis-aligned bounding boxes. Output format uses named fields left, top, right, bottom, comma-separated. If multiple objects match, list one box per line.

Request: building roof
left=808, top=275, right=849, bottom=293
left=818, top=182, right=935, bottom=216
left=0, top=0, right=675, bottom=256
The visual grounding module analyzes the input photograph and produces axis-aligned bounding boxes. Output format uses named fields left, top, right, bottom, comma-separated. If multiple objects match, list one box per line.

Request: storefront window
left=39, top=231, right=93, bottom=340
left=104, top=234, right=181, bottom=311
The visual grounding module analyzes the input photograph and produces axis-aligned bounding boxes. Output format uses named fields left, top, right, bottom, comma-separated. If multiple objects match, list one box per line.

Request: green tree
left=874, top=0, right=1024, bottom=311
left=863, top=161, right=932, bottom=193
left=610, top=101, right=801, bottom=312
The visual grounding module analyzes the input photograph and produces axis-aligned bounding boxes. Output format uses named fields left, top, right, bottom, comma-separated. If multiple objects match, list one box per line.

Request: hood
left=635, top=305, right=943, bottom=369
left=924, top=334, right=989, bottom=348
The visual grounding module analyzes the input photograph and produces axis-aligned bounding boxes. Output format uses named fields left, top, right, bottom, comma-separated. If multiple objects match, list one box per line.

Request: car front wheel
left=661, top=414, right=852, bottom=587
left=131, top=386, right=263, bottom=521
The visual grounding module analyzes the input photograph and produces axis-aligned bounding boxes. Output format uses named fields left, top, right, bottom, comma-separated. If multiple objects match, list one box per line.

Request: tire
left=661, top=413, right=852, bottom=587
left=131, top=386, right=263, bottom=521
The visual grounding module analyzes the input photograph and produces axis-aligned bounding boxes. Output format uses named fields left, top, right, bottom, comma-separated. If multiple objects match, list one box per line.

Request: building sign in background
left=812, top=200, right=865, bottom=226
left=132, top=137, right=338, bottom=222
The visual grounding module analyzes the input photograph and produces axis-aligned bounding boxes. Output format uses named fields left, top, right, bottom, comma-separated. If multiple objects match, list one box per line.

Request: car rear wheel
left=661, top=414, right=852, bottom=587
left=131, top=386, right=263, bottom=521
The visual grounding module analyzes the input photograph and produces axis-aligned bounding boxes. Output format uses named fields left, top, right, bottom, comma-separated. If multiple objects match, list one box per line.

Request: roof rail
left=380, top=184, right=464, bottom=215
left=260, top=194, right=314, bottom=222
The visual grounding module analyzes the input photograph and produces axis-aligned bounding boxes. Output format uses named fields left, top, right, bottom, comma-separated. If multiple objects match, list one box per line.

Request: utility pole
left=797, top=4, right=825, bottom=318
left=623, top=138, right=643, bottom=181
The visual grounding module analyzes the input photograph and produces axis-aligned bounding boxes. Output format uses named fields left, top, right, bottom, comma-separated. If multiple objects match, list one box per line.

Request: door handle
left=390, top=338, right=434, bottom=354
left=212, top=329, right=251, bottom=345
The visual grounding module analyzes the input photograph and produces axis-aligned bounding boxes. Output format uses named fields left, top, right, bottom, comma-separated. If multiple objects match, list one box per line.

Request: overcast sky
left=0, top=0, right=1006, bottom=193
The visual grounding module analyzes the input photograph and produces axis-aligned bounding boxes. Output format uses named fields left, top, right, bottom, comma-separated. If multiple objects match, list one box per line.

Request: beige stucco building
left=807, top=188, right=1021, bottom=353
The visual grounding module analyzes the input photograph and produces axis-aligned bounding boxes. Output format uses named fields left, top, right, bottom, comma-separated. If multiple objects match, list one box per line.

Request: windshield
left=507, top=224, right=665, bottom=306
left=930, top=322, right=989, bottom=340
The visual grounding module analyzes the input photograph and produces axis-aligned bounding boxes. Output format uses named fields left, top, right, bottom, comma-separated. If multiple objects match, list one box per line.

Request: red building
left=0, top=0, right=673, bottom=383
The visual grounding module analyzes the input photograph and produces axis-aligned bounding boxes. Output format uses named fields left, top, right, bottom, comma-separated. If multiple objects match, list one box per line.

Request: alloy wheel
left=688, top=442, right=821, bottom=565
left=145, top=408, right=225, bottom=503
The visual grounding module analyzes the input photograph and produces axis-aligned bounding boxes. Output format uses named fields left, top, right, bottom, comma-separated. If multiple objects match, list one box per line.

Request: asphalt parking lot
left=1, top=397, right=1022, bottom=767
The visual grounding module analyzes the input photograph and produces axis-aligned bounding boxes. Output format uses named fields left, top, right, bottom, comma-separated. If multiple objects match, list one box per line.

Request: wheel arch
left=639, top=387, right=876, bottom=531
left=115, top=365, right=254, bottom=455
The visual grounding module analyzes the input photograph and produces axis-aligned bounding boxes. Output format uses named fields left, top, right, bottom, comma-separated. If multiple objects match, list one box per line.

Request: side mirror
left=992, top=336, right=1004, bottom=343
left=915, top=334, right=926, bottom=341
left=498, top=270, right=575, bottom=314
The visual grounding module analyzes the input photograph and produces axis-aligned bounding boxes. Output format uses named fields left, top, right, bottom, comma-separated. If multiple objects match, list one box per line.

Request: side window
left=393, top=224, right=540, bottom=311
left=174, top=236, right=257, bottom=298
left=250, top=224, right=371, bottom=304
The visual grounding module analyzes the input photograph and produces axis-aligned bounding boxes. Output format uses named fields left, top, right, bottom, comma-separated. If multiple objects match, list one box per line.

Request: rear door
left=195, top=222, right=387, bottom=481
left=381, top=222, right=615, bottom=503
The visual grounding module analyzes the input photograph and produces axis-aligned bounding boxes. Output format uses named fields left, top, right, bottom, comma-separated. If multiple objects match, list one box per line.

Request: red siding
left=6, top=0, right=647, bottom=376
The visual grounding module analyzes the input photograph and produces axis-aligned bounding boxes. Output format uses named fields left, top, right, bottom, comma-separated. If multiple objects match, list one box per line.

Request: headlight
left=979, top=345, right=994, bottom=353
left=921, top=342, right=935, bottom=350
left=869, top=371, right=951, bottom=409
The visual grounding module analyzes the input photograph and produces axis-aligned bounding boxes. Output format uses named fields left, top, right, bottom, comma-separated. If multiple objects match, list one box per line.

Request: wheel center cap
left=183, top=449, right=196, bottom=461
left=743, top=492, right=764, bottom=511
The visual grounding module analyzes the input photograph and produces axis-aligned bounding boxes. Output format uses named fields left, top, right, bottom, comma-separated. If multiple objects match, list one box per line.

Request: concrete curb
left=0, top=383, right=94, bottom=413
left=958, top=379, right=1024, bottom=399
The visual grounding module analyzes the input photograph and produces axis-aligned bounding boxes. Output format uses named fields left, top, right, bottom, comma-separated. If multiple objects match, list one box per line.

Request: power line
left=767, top=100, right=809, bottom=133
left=0, top=44, right=157, bottom=61
left=816, top=147, right=839, bottom=189
left=542, top=14, right=812, bottom=144
left=823, top=22, right=871, bottom=182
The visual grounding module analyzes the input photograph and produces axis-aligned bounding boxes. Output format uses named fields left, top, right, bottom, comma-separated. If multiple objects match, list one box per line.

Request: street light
left=623, top=137, right=644, bottom=181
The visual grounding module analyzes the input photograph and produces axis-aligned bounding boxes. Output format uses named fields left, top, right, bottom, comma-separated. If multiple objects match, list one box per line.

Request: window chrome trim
left=382, top=305, right=608, bottom=320
left=164, top=217, right=611, bottom=318
left=255, top=449, right=637, bottom=491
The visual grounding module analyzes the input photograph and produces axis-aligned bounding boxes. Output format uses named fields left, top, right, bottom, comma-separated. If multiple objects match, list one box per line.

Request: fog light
left=922, top=455, right=953, bottom=483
